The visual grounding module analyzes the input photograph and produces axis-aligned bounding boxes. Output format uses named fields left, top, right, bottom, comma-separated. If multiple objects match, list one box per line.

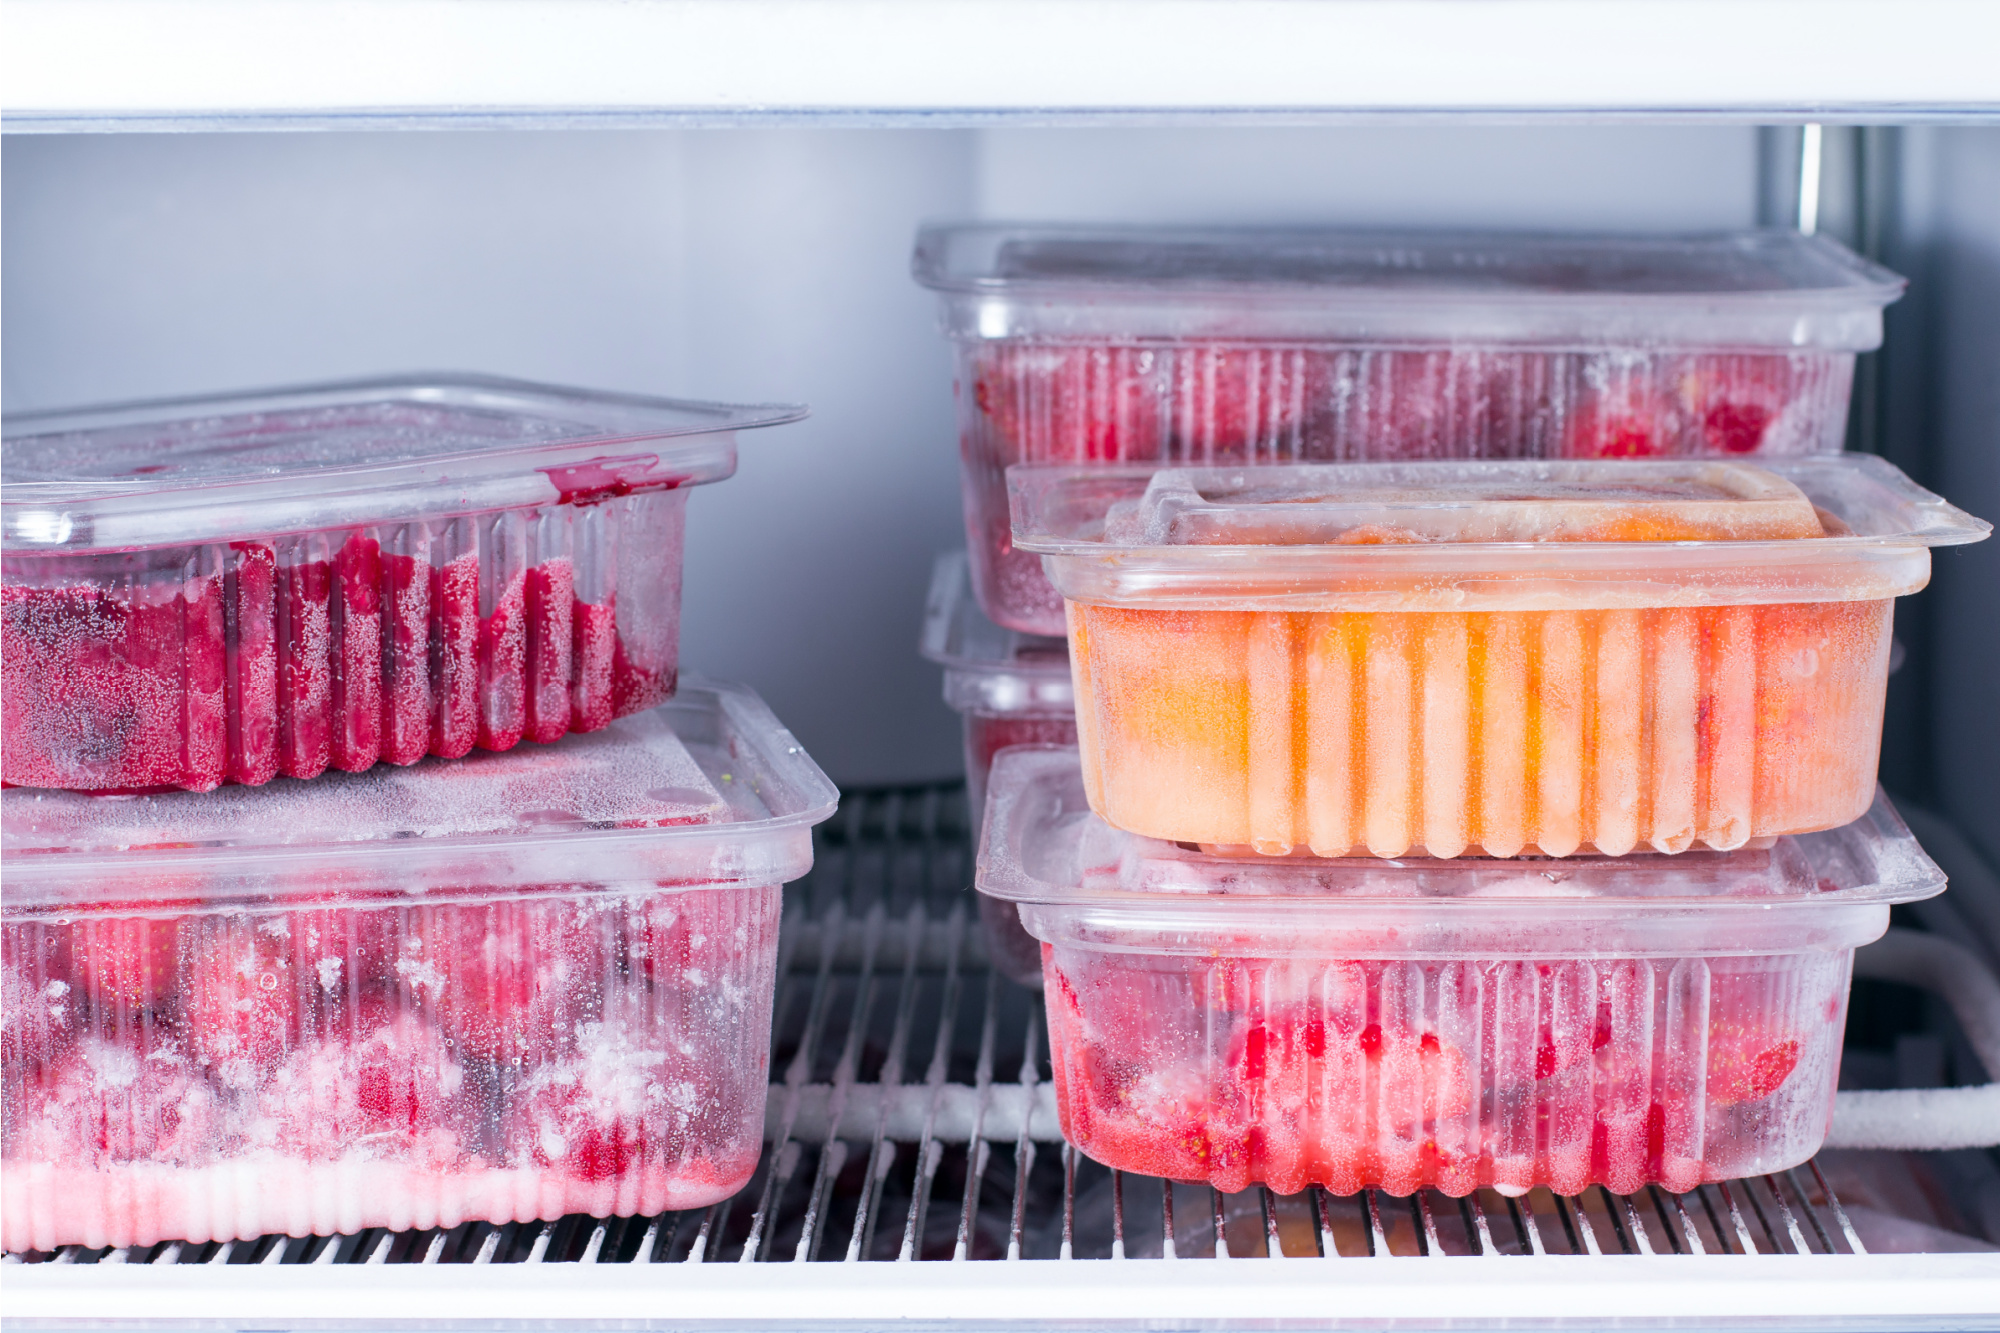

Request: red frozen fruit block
left=330, top=535, right=386, bottom=772
left=571, top=597, right=619, bottom=733
left=524, top=559, right=576, bottom=745
left=432, top=549, right=481, bottom=758
left=397, top=898, right=609, bottom=1064
left=277, top=553, right=335, bottom=780
left=184, top=921, right=299, bottom=1087
left=380, top=546, right=435, bottom=766
left=1043, top=945, right=1838, bottom=1198
left=252, top=1007, right=471, bottom=1170
left=226, top=542, right=281, bottom=786
left=478, top=568, right=528, bottom=753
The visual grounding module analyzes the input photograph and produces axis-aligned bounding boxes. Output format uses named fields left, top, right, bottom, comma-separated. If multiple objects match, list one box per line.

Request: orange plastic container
left=1010, top=457, right=1988, bottom=856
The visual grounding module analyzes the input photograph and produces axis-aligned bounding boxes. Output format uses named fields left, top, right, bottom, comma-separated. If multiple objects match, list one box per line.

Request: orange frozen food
left=1011, top=457, right=1988, bottom=855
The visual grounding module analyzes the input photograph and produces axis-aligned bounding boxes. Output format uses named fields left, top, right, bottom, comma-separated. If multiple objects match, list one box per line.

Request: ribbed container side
left=1043, top=943, right=1851, bottom=1199
left=0, top=490, right=686, bottom=792
left=0, top=884, right=778, bottom=1252
left=1068, top=598, right=1893, bottom=856
left=957, top=343, right=1857, bottom=635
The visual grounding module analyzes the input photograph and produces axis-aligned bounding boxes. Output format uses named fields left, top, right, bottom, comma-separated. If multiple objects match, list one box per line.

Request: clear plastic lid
left=1, top=678, right=838, bottom=909
left=1, top=374, right=806, bottom=554
left=976, top=747, right=1945, bottom=958
left=914, top=225, right=1905, bottom=349
left=1011, top=455, right=1990, bottom=610
left=919, top=550, right=1072, bottom=715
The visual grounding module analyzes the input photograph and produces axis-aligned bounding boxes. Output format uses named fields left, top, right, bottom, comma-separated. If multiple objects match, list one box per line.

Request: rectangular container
left=914, top=225, right=1907, bottom=634
left=1011, top=455, right=1989, bottom=857
left=977, top=746, right=1945, bottom=1199
left=920, top=550, right=1075, bottom=984
left=2, top=375, right=803, bottom=793
left=0, top=679, right=837, bottom=1253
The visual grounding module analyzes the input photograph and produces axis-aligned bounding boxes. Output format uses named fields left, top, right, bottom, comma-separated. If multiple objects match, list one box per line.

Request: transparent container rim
left=0, top=677, right=840, bottom=905
left=975, top=747, right=1948, bottom=917
left=913, top=223, right=1908, bottom=302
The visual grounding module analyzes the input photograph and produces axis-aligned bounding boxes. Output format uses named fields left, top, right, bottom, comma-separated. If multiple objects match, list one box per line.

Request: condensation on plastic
left=0, top=682, right=837, bottom=1252
left=1012, top=457, right=1989, bottom=856
left=977, top=747, right=1944, bottom=1199
left=914, top=226, right=1907, bottom=634
left=920, top=550, right=1075, bottom=985
left=1, top=376, right=804, bottom=793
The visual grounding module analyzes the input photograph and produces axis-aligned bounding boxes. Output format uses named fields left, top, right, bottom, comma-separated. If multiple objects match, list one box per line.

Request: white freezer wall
left=0, top=120, right=1932, bottom=792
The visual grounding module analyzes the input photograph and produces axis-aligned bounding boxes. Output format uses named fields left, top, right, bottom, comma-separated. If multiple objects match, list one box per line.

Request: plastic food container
left=2, top=375, right=804, bottom=793
left=978, top=745, right=1944, bottom=1199
left=920, top=550, right=1075, bottom=984
left=1011, top=455, right=1988, bottom=857
left=0, top=679, right=836, bottom=1253
left=914, top=225, right=1906, bottom=634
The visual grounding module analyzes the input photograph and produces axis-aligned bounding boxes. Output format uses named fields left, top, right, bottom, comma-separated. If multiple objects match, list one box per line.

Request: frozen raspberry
left=253, top=1006, right=469, bottom=1168
left=184, top=921, right=299, bottom=1085
left=10, top=1038, right=223, bottom=1166
left=396, top=899, right=609, bottom=1063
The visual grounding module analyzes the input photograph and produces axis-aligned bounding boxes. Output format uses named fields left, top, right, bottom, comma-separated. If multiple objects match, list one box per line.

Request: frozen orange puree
left=1068, top=599, right=1891, bottom=856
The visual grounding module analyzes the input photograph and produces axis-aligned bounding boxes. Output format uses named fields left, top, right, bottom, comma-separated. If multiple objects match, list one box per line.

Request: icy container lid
left=914, top=225, right=1905, bottom=348
left=1, top=679, right=838, bottom=911
left=1011, top=454, right=1990, bottom=611
left=976, top=747, right=1945, bottom=960
left=1, top=374, right=806, bottom=554
left=920, top=550, right=1072, bottom=716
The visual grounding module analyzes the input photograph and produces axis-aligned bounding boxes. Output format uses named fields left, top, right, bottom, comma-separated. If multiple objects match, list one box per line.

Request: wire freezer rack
left=11, top=785, right=2000, bottom=1329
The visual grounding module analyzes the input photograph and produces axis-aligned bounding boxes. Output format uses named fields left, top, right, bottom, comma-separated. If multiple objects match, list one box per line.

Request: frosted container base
left=0, top=375, right=803, bottom=792
left=976, top=747, right=1947, bottom=1199
left=0, top=680, right=838, bottom=1252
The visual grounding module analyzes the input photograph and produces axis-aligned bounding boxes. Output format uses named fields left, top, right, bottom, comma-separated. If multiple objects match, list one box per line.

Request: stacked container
left=1, top=376, right=836, bottom=1251
left=920, top=550, right=1075, bottom=984
left=916, top=225, right=1994, bottom=1198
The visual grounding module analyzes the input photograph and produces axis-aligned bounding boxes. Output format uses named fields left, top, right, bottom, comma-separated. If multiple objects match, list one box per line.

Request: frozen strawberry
left=1164, top=345, right=1316, bottom=457
left=971, top=344, right=1164, bottom=463
left=254, top=1005, right=469, bottom=1168
left=396, top=898, right=611, bottom=1063
left=9, top=1038, right=223, bottom=1167
left=1563, top=375, right=1675, bottom=458
left=61, top=901, right=198, bottom=1016
left=506, top=1022, right=678, bottom=1184
left=184, top=920, right=299, bottom=1085
left=1680, top=354, right=1798, bottom=456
